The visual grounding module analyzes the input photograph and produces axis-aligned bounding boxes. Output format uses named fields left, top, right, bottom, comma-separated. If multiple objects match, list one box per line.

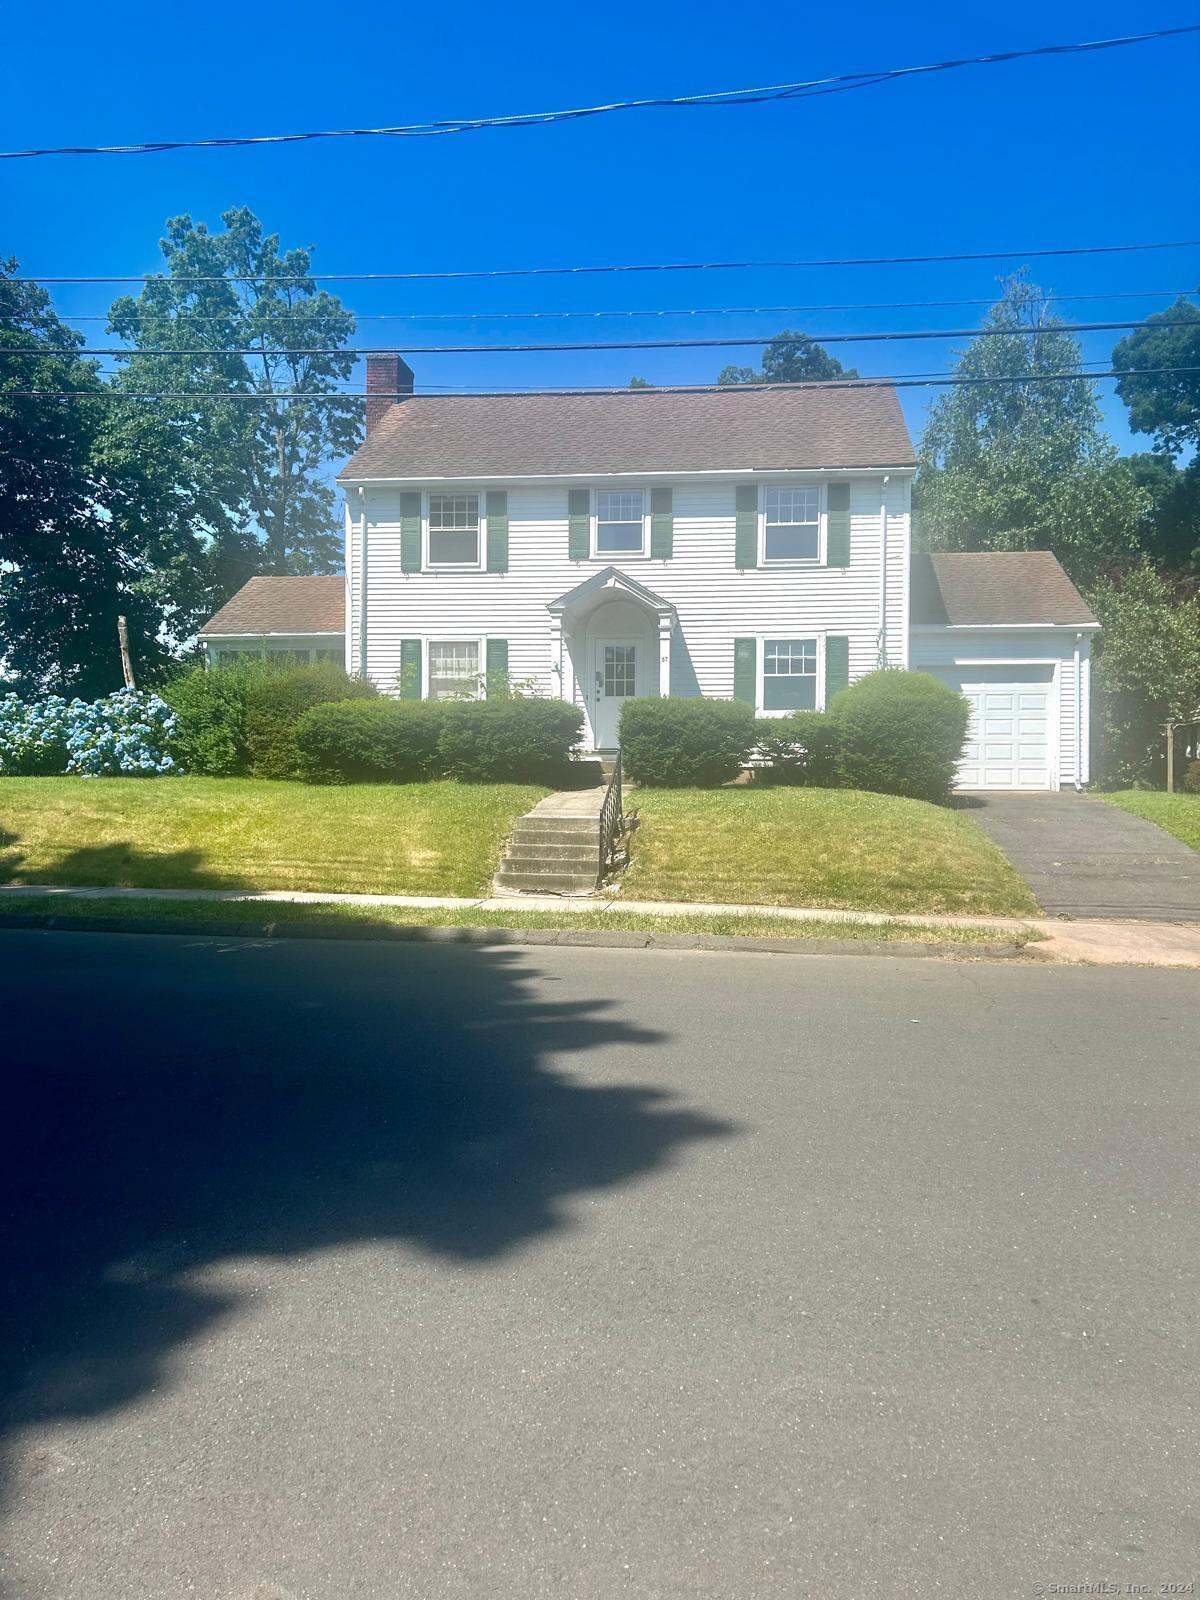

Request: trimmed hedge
left=753, top=711, right=840, bottom=786
left=436, top=698, right=584, bottom=782
left=294, top=696, right=584, bottom=784
left=162, top=659, right=377, bottom=779
left=294, top=700, right=444, bottom=783
left=831, top=669, right=969, bottom=801
left=619, top=696, right=756, bottom=787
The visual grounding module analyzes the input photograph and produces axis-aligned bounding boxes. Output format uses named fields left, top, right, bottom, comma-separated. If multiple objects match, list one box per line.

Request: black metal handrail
left=599, top=750, right=626, bottom=875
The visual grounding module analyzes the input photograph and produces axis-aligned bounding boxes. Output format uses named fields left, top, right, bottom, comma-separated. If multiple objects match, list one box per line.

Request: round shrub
left=161, top=664, right=249, bottom=776
left=435, top=698, right=584, bottom=783
left=753, top=711, right=841, bottom=786
left=164, top=659, right=378, bottom=780
left=619, top=696, right=756, bottom=787
left=0, top=692, right=73, bottom=774
left=241, top=661, right=378, bottom=780
left=830, top=670, right=969, bottom=801
left=294, top=700, right=446, bottom=784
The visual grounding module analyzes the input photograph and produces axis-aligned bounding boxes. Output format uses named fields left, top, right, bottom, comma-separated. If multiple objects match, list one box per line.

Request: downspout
left=358, top=486, right=369, bottom=680
left=1073, top=632, right=1083, bottom=791
left=878, top=475, right=890, bottom=667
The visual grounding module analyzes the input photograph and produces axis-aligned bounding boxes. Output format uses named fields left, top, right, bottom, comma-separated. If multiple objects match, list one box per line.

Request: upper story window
left=428, top=493, right=480, bottom=566
left=595, top=490, right=646, bottom=556
left=763, top=486, right=820, bottom=562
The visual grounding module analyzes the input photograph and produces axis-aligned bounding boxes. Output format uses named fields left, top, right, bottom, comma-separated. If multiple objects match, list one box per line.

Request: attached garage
left=908, top=552, right=1099, bottom=793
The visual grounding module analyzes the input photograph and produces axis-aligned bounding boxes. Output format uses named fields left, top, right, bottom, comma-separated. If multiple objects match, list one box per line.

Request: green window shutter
left=485, top=637, right=509, bottom=696
left=826, top=481, right=851, bottom=567
left=400, top=491, right=422, bottom=573
left=735, top=485, right=758, bottom=568
left=568, top=489, right=590, bottom=560
left=733, top=637, right=757, bottom=705
left=399, top=638, right=423, bottom=700
left=650, top=486, right=673, bottom=559
left=824, top=635, right=850, bottom=705
left=486, top=490, right=508, bottom=573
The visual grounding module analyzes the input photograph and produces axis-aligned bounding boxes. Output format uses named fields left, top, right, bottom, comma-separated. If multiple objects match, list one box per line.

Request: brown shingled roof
left=910, top=551, right=1098, bottom=628
left=198, top=576, right=345, bottom=637
left=339, top=384, right=916, bottom=480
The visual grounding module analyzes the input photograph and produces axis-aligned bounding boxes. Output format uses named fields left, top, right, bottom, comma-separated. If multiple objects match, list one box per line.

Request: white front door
left=593, top=639, right=640, bottom=748
left=949, top=668, right=1056, bottom=789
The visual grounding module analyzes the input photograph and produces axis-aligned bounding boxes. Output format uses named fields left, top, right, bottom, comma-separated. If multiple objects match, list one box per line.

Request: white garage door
left=939, top=666, right=1056, bottom=790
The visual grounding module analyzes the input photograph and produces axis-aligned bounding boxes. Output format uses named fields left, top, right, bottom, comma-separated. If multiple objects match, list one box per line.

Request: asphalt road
left=1, top=929, right=1197, bottom=1600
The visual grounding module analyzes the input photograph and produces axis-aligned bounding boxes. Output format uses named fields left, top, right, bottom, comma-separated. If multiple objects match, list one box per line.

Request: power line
left=11, top=317, right=1195, bottom=360
left=54, top=290, right=1200, bottom=324
left=3, top=24, right=1196, bottom=160
left=8, top=367, right=1197, bottom=400
left=15, top=239, right=1200, bottom=285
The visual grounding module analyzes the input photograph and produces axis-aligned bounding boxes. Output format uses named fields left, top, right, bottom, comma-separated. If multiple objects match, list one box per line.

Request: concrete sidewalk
left=3, top=883, right=1200, bottom=966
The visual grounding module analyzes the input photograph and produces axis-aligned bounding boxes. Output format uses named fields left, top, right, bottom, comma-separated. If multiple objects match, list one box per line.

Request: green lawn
left=0, top=893, right=1029, bottom=947
left=1102, top=791, right=1200, bottom=851
left=0, top=777, right=546, bottom=897
left=622, top=787, right=1039, bottom=916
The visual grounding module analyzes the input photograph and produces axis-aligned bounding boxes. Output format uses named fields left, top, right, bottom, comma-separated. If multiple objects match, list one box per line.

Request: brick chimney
left=365, top=352, right=415, bottom=434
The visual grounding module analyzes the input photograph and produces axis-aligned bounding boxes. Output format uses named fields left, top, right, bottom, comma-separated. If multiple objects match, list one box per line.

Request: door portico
left=548, top=567, right=676, bottom=750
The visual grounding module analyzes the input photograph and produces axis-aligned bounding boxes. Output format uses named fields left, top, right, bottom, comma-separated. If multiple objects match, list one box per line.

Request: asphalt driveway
left=2, top=929, right=1198, bottom=1599
left=965, top=791, right=1200, bottom=920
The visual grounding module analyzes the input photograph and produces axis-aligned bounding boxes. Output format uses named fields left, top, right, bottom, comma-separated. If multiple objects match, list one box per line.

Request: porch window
left=763, top=487, right=820, bottom=562
left=428, top=640, right=481, bottom=699
left=762, top=638, right=818, bottom=711
left=428, top=494, right=480, bottom=565
left=595, top=490, right=645, bottom=555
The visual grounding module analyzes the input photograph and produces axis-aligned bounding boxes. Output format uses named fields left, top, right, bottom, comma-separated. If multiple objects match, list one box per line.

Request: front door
left=593, top=639, right=639, bottom=748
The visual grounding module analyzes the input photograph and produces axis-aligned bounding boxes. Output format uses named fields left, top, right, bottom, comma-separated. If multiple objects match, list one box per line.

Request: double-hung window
left=595, top=490, right=646, bottom=556
left=763, top=487, right=820, bottom=563
left=428, top=640, right=482, bottom=700
left=428, top=493, right=481, bottom=566
left=762, top=638, right=818, bottom=712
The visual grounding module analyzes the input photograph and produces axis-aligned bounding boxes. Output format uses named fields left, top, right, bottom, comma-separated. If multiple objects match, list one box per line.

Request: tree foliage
left=0, top=261, right=171, bottom=695
left=1112, top=298, right=1200, bottom=457
left=915, top=275, right=1145, bottom=586
left=1088, top=565, right=1200, bottom=787
left=107, top=208, right=361, bottom=590
left=718, top=330, right=857, bottom=386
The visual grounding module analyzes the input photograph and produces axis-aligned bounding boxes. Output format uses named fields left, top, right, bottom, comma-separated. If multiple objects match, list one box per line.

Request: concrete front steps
left=494, top=787, right=607, bottom=896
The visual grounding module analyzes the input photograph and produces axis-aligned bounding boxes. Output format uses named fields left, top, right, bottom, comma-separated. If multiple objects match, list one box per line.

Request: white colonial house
left=201, top=354, right=1099, bottom=791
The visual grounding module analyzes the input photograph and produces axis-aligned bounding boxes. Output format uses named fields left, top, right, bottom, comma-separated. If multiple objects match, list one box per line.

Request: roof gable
left=340, top=384, right=915, bottom=481
left=910, top=552, right=1098, bottom=628
left=199, top=575, right=346, bottom=637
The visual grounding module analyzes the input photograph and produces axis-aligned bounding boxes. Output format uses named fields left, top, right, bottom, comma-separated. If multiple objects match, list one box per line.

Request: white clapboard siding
left=347, top=478, right=912, bottom=709
left=910, top=627, right=1092, bottom=788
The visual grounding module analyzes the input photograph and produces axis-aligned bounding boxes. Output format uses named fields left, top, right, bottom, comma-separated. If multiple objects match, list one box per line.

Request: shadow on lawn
left=0, top=928, right=733, bottom=1547
left=0, top=838, right=232, bottom=891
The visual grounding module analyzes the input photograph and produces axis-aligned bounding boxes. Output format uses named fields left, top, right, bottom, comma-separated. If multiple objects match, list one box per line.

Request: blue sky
left=2, top=0, right=1197, bottom=453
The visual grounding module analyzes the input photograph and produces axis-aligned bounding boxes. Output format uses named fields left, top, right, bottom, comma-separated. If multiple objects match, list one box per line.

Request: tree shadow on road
left=0, top=931, right=733, bottom=1532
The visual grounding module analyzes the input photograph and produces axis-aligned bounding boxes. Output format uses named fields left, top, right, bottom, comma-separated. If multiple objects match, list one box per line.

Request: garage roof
left=199, top=576, right=346, bottom=637
left=910, top=551, right=1098, bottom=628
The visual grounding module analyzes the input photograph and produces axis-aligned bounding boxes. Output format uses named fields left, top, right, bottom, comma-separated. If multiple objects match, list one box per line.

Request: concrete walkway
left=4, top=883, right=1200, bottom=966
left=966, top=791, right=1200, bottom=921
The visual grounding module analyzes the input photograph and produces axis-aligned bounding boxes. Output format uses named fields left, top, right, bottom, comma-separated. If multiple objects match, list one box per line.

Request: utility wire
left=9, top=367, right=1197, bottom=400
left=15, top=239, right=1200, bottom=284
left=13, top=317, right=1195, bottom=360
left=54, top=290, right=1200, bottom=324
left=3, top=24, right=1196, bottom=160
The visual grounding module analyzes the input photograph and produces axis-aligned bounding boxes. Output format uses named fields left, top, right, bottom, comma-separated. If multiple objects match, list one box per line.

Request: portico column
left=550, top=617, right=564, bottom=699
left=658, top=615, right=673, bottom=697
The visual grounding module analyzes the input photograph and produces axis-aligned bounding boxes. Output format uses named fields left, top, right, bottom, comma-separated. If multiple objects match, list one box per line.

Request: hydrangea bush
left=0, top=689, right=180, bottom=777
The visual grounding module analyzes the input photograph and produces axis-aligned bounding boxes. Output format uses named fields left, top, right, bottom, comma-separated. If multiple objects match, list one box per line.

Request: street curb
left=0, top=911, right=1023, bottom=961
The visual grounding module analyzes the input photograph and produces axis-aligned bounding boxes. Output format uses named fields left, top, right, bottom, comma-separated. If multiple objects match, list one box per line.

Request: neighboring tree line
left=0, top=208, right=360, bottom=697
left=725, top=282, right=1200, bottom=784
